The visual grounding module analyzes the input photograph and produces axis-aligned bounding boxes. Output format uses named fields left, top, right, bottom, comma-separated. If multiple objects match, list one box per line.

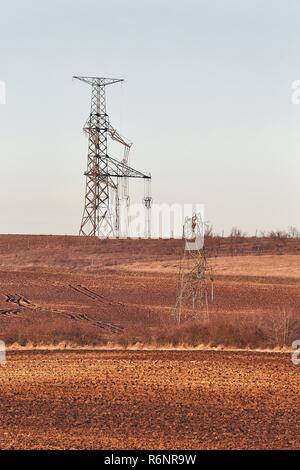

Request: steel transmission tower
left=74, top=76, right=151, bottom=237
left=173, top=214, right=214, bottom=325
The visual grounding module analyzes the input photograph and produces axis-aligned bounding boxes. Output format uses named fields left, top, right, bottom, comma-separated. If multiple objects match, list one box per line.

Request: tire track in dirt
left=2, top=288, right=123, bottom=334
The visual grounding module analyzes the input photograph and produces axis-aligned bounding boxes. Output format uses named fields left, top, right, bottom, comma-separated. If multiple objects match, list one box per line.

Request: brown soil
left=0, top=236, right=299, bottom=450
left=0, top=350, right=299, bottom=450
left=0, top=235, right=299, bottom=347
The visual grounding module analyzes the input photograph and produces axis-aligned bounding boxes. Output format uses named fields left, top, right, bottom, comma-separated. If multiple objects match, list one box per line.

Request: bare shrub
left=229, top=227, right=247, bottom=237
left=204, top=223, right=214, bottom=238
left=258, top=308, right=300, bottom=348
left=287, top=226, right=299, bottom=238
left=2, top=308, right=299, bottom=350
left=146, top=310, right=300, bottom=349
left=2, top=318, right=106, bottom=347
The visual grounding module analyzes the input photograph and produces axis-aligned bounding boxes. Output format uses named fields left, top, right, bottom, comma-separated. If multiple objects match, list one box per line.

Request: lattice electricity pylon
left=173, top=214, right=214, bottom=325
left=73, top=76, right=151, bottom=237
left=143, top=178, right=152, bottom=239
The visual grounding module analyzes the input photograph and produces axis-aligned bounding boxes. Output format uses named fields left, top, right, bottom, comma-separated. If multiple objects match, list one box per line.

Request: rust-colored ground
left=0, top=350, right=299, bottom=450
left=0, top=236, right=299, bottom=449
left=0, top=235, right=299, bottom=346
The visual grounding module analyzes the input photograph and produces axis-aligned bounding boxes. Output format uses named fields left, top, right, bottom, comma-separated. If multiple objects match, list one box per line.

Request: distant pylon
left=143, top=179, right=152, bottom=239
left=73, top=76, right=151, bottom=237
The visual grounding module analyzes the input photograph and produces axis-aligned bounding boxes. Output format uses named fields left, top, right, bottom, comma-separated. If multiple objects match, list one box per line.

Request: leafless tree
left=288, top=226, right=299, bottom=238
left=260, top=309, right=300, bottom=348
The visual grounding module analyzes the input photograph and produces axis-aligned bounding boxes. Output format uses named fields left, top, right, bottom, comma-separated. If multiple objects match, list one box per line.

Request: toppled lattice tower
left=173, top=214, right=214, bottom=324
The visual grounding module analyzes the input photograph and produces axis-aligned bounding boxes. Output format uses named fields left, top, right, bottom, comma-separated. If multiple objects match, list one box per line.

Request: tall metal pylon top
left=73, top=76, right=124, bottom=87
left=74, top=74, right=151, bottom=238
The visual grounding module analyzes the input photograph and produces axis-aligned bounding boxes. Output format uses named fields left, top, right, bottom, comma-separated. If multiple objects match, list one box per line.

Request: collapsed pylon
left=173, top=214, right=214, bottom=325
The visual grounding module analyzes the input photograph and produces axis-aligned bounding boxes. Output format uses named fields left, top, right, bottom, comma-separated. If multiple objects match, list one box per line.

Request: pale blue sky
left=0, top=0, right=299, bottom=235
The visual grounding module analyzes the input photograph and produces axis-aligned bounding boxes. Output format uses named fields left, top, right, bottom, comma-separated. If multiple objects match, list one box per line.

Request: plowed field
left=0, top=350, right=299, bottom=450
